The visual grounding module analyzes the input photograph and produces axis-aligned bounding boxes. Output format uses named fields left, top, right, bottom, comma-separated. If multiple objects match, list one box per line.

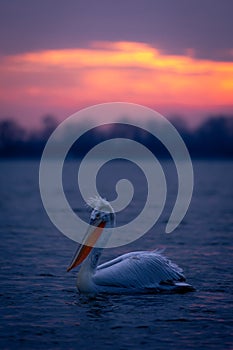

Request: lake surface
left=0, top=160, right=233, bottom=349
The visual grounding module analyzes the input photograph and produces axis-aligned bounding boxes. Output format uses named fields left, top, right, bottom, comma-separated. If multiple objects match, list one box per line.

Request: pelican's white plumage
left=67, top=196, right=194, bottom=294
left=94, top=250, right=187, bottom=292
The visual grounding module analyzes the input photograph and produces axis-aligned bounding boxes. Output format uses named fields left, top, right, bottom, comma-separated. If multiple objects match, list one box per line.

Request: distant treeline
left=0, top=115, right=232, bottom=158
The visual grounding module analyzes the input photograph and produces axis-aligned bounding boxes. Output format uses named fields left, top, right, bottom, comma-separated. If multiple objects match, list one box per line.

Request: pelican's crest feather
left=87, top=196, right=113, bottom=213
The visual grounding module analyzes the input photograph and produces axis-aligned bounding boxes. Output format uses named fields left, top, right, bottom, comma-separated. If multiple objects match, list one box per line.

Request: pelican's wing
left=94, top=250, right=185, bottom=289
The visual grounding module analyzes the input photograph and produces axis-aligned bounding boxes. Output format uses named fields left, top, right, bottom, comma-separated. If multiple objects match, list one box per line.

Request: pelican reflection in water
left=67, top=197, right=194, bottom=294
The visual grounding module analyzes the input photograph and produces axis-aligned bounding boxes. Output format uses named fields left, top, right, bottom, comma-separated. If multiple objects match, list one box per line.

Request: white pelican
left=67, top=197, right=194, bottom=294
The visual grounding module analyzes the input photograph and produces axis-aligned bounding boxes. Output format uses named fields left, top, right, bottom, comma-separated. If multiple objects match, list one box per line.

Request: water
left=0, top=160, right=232, bottom=349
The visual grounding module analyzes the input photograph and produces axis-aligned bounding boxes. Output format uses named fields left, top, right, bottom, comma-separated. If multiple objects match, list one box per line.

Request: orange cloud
left=0, top=41, right=232, bottom=124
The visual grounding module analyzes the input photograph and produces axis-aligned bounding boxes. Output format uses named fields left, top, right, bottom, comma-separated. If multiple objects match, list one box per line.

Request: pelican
left=67, top=197, right=194, bottom=294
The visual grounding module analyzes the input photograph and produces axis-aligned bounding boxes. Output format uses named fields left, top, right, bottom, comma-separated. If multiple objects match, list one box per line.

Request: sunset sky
left=0, top=0, right=232, bottom=128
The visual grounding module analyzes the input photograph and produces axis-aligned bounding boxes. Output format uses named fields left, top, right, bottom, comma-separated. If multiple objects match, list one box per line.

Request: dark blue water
left=0, top=160, right=233, bottom=349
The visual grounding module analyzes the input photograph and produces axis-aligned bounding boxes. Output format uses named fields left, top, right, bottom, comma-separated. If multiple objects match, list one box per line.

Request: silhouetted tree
left=0, top=115, right=232, bottom=158
left=0, top=119, right=26, bottom=157
left=191, top=116, right=233, bottom=157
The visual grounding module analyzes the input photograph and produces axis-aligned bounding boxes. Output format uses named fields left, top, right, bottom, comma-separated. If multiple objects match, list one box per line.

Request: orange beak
left=67, top=220, right=106, bottom=272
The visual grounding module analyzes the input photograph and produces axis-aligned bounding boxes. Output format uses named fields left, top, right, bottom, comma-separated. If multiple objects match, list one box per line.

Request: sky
left=0, top=0, right=232, bottom=128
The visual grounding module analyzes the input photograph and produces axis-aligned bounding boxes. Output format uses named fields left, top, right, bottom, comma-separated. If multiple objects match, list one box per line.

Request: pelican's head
left=67, top=197, right=115, bottom=272
left=88, top=196, right=115, bottom=227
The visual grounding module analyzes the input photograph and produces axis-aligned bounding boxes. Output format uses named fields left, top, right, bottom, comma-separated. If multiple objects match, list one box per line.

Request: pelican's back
left=93, top=250, right=194, bottom=293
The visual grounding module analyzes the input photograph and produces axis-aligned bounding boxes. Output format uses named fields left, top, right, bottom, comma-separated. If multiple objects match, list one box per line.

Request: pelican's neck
left=78, top=215, right=115, bottom=276
left=80, top=247, right=103, bottom=274
left=77, top=212, right=115, bottom=292
left=77, top=247, right=103, bottom=293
